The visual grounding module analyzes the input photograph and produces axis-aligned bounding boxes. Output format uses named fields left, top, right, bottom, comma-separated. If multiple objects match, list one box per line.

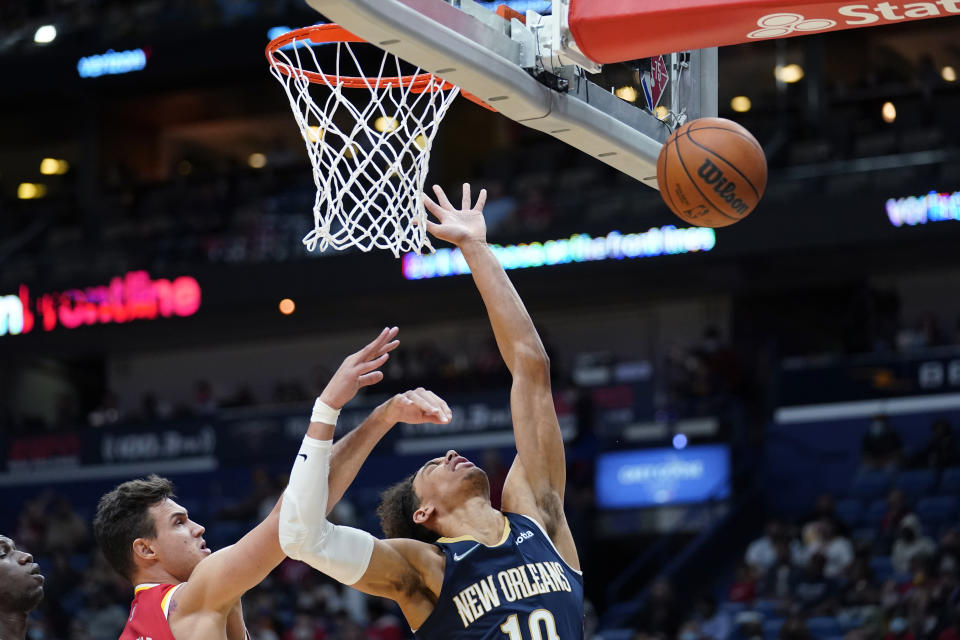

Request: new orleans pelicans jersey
left=119, top=583, right=182, bottom=640
left=416, top=512, right=584, bottom=640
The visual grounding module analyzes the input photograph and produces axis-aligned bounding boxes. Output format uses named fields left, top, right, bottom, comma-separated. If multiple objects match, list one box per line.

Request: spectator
left=892, top=515, right=936, bottom=576
left=282, top=613, right=325, bottom=640
left=779, top=617, right=812, bottom=640
left=695, top=595, right=732, bottom=640
left=801, top=494, right=850, bottom=538
left=728, top=561, right=758, bottom=604
left=910, top=419, right=960, bottom=470
left=678, top=621, right=704, bottom=640
left=763, top=539, right=800, bottom=601
left=479, top=180, right=517, bottom=233
left=88, top=391, right=123, bottom=428
left=940, top=529, right=960, bottom=571
left=884, top=607, right=915, bottom=640
left=938, top=605, right=960, bottom=640
left=747, top=520, right=792, bottom=573
left=837, top=557, right=881, bottom=633
left=732, top=611, right=764, bottom=640
left=815, top=521, right=855, bottom=579
left=217, top=466, right=283, bottom=522
left=193, top=379, right=219, bottom=415
left=882, top=490, right=912, bottom=547
left=881, top=579, right=902, bottom=614
left=44, top=495, right=89, bottom=554
left=366, top=599, right=404, bottom=640
left=138, top=392, right=172, bottom=422
left=14, top=499, right=47, bottom=555
left=629, top=579, right=683, bottom=639
left=249, top=612, right=282, bottom=640
left=514, top=188, right=553, bottom=232
left=792, top=553, right=841, bottom=615
left=862, top=415, right=904, bottom=471
left=75, top=588, right=128, bottom=640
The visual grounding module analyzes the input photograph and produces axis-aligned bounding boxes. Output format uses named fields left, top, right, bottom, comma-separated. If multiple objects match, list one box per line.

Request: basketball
left=657, top=117, right=767, bottom=228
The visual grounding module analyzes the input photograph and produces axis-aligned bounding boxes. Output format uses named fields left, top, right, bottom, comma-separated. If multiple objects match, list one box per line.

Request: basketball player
left=279, top=183, right=584, bottom=639
left=0, top=535, right=45, bottom=640
left=93, top=327, right=454, bottom=640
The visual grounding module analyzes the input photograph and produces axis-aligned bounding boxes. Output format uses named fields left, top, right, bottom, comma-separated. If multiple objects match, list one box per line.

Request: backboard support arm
left=305, top=0, right=717, bottom=190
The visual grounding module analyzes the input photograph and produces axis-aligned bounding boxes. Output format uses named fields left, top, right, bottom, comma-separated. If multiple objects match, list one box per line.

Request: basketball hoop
left=266, top=24, right=471, bottom=256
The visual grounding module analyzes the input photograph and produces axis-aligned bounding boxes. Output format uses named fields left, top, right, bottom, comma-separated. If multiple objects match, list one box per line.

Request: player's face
left=414, top=449, right=489, bottom=510
left=146, top=499, right=211, bottom=581
left=0, top=535, right=44, bottom=613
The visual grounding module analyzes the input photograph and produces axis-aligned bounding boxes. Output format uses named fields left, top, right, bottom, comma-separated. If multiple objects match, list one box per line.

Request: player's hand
left=319, top=327, right=399, bottom=409
left=421, top=183, right=488, bottom=247
left=381, top=388, right=452, bottom=424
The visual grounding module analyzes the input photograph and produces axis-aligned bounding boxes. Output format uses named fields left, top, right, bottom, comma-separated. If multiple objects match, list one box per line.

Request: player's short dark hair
left=93, top=474, right=175, bottom=580
left=377, top=473, right=440, bottom=543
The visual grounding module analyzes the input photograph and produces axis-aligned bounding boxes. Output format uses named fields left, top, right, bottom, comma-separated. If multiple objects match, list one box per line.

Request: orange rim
left=265, top=24, right=496, bottom=111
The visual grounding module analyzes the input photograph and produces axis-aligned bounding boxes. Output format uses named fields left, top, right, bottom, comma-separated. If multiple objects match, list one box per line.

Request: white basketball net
left=268, top=32, right=460, bottom=257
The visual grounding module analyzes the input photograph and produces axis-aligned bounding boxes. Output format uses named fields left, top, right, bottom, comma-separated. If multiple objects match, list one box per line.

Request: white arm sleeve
left=279, top=436, right=332, bottom=559
left=279, top=435, right=376, bottom=585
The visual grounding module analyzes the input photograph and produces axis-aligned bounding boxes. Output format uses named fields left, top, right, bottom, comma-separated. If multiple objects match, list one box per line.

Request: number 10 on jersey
left=500, top=609, right=561, bottom=640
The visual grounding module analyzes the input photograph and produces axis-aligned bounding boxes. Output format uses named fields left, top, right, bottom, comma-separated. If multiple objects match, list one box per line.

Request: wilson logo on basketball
left=696, top=159, right=749, bottom=216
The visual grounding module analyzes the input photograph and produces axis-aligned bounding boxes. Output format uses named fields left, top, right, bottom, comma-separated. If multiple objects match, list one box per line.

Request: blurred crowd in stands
left=2, top=322, right=754, bottom=440
left=0, top=0, right=310, bottom=49
left=604, top=418, right=960, bottom=640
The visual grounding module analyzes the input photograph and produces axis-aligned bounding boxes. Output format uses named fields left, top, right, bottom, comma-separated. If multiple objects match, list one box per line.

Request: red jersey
left=119, top=583, right=183, bottom=640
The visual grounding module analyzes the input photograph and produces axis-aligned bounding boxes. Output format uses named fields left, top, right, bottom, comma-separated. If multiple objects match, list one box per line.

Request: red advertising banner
left=0, top=270, right=201, bottom=337
left=568, top=0, right=959, bottom=62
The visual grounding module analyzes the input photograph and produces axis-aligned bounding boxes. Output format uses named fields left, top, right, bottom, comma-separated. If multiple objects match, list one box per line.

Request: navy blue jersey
left=415, top=512, right=584, bottom=640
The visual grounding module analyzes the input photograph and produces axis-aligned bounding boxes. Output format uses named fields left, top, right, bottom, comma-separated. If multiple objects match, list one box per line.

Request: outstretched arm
left=317, top=328, right=451, bottom=510
left=172, top=329, right=403, bottom=622
left=281, top=381, right=452, bottom=630
left=423, top=184, right=579, bottom=569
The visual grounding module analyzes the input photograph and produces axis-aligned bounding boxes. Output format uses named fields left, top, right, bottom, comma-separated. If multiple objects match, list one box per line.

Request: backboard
left=303, top=0, right=718, bottom=191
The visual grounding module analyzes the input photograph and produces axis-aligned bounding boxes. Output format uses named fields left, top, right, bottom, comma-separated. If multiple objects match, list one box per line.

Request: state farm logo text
left=748, top=13, right=836, bottom=37
left=748, top=2, right=960, bottom=39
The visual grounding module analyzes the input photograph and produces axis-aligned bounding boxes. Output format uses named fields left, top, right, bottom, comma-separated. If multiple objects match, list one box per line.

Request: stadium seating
left=869, top=555, right=894, bottom=583
left=762, top=618, right=785, bottom=640
left=915, top=496, right=959, bottom=526
left=893, top=469, right=937, bottom=501
left=940, top=467, right=960, bottom=494
left=753, top=599, right=780, bottom=618
left=862, top=499, right=889, bottom=527
left=849, top=472, right=892, bottom=500
left=806, top=617, right=843, bottom=638
left=835, top=498, right=864, bottom=527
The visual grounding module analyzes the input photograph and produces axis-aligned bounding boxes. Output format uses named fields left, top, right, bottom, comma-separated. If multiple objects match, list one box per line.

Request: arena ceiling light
left=730, top=96, right=752, bottom=113
left=34, top=25, right=57, bottom=44
left=882, top=101, right=897, bottom=123
left=39, top=158, right=69, bottom=175
left=373, top=116, right=399, bottom=132
left=774, top=64, right=804, bottom=83
left=17, top=183, right=47, bottom=199
left=248, top=153, right=267, bottom=169
left=943, top=66, right=957, bottom=83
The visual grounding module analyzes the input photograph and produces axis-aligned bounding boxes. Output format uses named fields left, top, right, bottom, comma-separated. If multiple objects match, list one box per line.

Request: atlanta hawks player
left=93, top=327, right=453, bottom=640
